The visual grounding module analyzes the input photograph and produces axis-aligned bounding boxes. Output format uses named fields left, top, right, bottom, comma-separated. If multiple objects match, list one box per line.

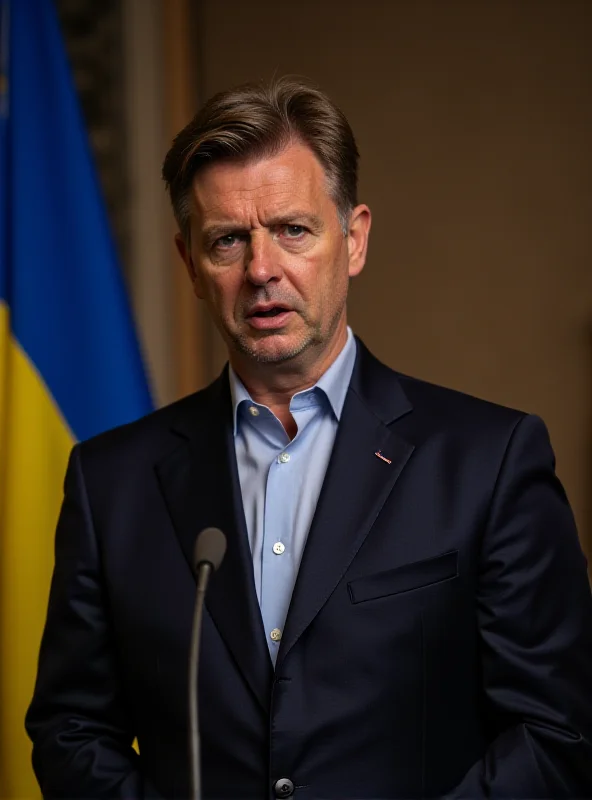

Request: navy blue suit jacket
left=27, top=339, right=592, bottom=798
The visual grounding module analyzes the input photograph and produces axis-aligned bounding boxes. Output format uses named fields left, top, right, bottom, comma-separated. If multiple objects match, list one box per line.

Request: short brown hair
left=162, top=77, right=359, bottom=242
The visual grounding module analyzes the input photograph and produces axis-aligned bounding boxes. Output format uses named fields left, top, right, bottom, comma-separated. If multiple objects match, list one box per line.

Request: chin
left=234, top=331, right=312, bottom=364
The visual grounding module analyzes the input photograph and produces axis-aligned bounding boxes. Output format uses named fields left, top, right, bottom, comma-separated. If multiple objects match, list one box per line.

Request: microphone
left=189, top=527, right=227, bottom=800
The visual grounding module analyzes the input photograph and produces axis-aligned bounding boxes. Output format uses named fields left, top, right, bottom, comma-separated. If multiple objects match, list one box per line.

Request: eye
left=282, top=225, right=307, bottom=239
left=213, top=234, right=240, bottom=249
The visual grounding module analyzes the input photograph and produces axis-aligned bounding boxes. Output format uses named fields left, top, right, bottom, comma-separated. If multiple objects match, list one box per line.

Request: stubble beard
left=230, top=298, right=346, bottom=366
left=231, top=320, right=322, bottom=364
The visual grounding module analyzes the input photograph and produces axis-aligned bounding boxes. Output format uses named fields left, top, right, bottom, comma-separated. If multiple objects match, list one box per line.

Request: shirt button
left=278, top=452, right=290, bottom=463
left=274, top=778, right=294, bottom=798
left=248, top=406, right=259, bottom=417
left=273, top=542, right=285, bottom=555
left=270, top=628, right=282, bottom=642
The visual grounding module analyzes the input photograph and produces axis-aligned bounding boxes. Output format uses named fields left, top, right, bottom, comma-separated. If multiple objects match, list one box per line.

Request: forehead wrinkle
left=190, top=142, right=334, bottom=232
left=198, top=174, right=314, bottom=205
left=198, top=186, right=318, bottom=229
left=199, top=150, right=322, bottom=191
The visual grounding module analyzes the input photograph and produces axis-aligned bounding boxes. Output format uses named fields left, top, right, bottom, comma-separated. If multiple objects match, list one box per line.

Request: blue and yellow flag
left=0, top=0, right=153, bottom=795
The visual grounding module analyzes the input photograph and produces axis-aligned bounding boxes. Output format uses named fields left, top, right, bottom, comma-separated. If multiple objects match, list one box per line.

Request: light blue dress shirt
left=229, top=328, right=357, bottom=665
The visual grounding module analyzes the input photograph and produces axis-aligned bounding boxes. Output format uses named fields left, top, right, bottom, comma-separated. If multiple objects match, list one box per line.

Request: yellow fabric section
left=0, top=301, right=75, bottom=799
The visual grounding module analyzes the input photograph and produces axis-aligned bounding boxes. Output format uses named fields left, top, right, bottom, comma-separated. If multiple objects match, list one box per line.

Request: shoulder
left=75, top=372, right=226, bottom=470
left=353, top=338, right=537, bottom=450
left=396, top=369, right=555, bottom=462
left=356, top=337, right=525, bottom=420
left=396, top=370, right=525, bottom=428
left=354, top=343, right=561, bottom=514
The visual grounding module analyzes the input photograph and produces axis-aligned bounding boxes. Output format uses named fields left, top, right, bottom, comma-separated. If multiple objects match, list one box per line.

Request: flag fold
left=0, top=0, right=153, bottom=795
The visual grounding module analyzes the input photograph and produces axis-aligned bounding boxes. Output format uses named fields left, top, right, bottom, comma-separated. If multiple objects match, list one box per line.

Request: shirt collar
left=228, top=327, right=357, bottom=434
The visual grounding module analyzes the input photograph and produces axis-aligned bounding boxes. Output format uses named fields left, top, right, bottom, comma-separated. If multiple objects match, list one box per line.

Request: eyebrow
left=265, top=212, right=324, bottom=229
left=201, top=212, right=324, bottom=245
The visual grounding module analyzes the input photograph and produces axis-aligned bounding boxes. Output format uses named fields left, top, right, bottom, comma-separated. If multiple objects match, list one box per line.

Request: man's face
left=177, top=142, right=370, bottom=372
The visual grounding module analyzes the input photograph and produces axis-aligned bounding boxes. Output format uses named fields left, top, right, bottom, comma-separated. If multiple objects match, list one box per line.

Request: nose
left=244, top=231, right=282, bottom=286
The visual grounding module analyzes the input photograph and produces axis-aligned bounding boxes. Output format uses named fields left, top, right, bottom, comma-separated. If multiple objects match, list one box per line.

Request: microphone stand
left=189, top=561, right=212, bottom=800
left=188, top=526, right=226, bottom=800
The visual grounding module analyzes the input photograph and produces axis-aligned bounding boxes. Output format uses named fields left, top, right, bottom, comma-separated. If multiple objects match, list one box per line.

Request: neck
left=230, top=325, right=348, bottom=438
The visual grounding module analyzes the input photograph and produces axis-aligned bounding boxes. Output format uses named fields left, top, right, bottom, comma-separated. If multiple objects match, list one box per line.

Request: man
left=27, top=79, right=592, bottom=799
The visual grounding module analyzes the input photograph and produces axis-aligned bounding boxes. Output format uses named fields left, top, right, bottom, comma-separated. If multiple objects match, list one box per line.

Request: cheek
left=287, top=257, right=344, bottom=311
left=206, top=271, right=242, bottom=313
left=313, top=250, right=349, bottom=297
left=291, top=251, right=333, bottom=291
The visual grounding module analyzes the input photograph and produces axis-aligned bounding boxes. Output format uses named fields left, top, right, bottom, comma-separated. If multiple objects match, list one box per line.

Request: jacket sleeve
left=448, top=414, right=592, bottom=798
left=26, top=445, right=157, bottom=799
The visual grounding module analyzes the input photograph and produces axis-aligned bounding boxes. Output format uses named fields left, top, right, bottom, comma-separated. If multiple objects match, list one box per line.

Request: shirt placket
left=261, top=434, right=295, bottom=663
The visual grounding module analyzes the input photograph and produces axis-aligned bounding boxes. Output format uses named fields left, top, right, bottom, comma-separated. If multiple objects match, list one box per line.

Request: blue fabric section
left=3, top=0, right=152, bottom=440
left=0, top=1, right=9, bottom=305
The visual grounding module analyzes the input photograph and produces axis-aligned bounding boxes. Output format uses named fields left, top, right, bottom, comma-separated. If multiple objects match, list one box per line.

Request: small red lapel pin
left=374, top=450, right=392, bottom=465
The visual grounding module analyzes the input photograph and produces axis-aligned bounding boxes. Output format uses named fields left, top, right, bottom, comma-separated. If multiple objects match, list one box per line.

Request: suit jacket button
left=274, top=777, right=295, bottom=797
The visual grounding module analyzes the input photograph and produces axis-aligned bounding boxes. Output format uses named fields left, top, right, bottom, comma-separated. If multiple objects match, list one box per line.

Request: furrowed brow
left=265, top=212, right=323, bottom=229
left=201, top=213, right=323, bottom=246
left=202, top=224, right=248, bottom=246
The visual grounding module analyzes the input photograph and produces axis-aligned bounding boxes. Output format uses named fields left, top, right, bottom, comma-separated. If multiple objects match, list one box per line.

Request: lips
left=247, top=303, right=291, bottom=318
left=250, top=308, right=284, bottom=318
left=245, top=304, right=294, bottom=330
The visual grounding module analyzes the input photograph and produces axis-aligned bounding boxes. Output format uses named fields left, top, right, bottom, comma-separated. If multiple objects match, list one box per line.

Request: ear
left=175, top=233, right=205, bottom=299
left=346, top=204, right=372, bottom=278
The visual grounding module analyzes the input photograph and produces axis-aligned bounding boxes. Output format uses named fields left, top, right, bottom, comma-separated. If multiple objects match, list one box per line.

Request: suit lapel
left=278, top=341, right=415, bottom=666
left=155, top=373, right=272, bottom=712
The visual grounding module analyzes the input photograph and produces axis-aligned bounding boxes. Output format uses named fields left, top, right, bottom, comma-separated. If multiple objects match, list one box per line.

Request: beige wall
left=180, top=0, right=592, bottom=552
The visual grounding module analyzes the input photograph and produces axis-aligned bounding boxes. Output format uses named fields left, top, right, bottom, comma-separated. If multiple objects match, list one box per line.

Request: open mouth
left=246, top=305, right=293, bottom=329
left=250, top=307, right=286, bottom=318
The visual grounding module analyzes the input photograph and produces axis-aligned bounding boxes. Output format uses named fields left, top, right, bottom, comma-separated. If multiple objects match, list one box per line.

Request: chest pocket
left=347, top=550, right=459, bottom=604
